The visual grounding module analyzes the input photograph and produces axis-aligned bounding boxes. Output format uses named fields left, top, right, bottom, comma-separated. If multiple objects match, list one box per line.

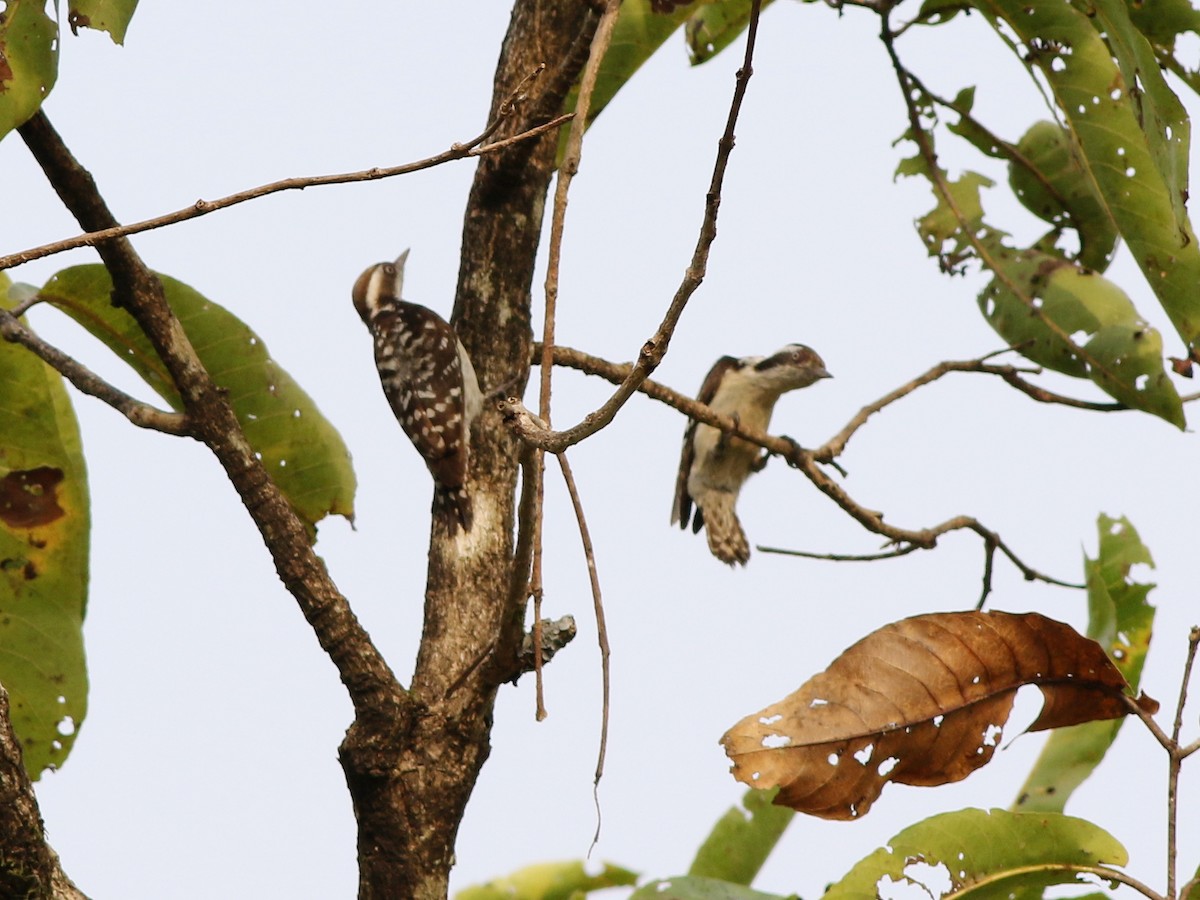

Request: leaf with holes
left=912, top=168, right=996, bottom=263
left=1008, top=121, right=1118, bottom=271
left=1084, top=323, right=1183, bottom=427
left=1014, top=515, right=1156, bottom=812
left=721, top=611, right=1157, bottom=819
left=0, top=0, right=59, bottom=141
left=0, top=276, right=89, bottom=779
left=977, top=0, right=1200, bottom=354
left=67, top=0, right=140, bottom=44
left=824, top=808, right=1127, bottom=900
left=686, top=0, right=776, bottom=65
left=36, top=265, right=355, bottom=532
left=977, top=251, right=1183, bottom=427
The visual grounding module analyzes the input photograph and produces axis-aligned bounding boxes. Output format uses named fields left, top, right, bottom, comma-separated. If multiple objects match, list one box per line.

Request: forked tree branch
left=513, top=343, right=1081, bottom=601
left=0, top=309, right=189, bottom=434
left=18, top=109, right=402, bottom=718
left=502, top=0, right=767, bottom=456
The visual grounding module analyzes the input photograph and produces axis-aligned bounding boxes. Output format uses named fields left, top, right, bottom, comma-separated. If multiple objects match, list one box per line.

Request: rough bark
left=338, top=3, right=597, bottom=898
left=18, top=113, right=407, bottom=891
left=0, top=682, right=86, bottom=899
left=11, top=3, right=594, bottom=896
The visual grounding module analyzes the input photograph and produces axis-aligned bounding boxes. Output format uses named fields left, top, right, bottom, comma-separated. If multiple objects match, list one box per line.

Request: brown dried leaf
left=721, top=611, right=1157, bottom=820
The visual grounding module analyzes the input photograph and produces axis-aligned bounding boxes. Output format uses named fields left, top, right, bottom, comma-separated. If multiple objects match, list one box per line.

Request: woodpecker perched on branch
left=352, top=250, right=483, bottom=531
left=671, top=344, right=831, bottom=565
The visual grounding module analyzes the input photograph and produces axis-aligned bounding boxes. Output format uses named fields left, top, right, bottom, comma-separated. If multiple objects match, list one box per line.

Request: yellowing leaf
left=0, top=0, right=59, bottom=140
left=0, top=279, right=89, bottom=779
left=38, top=266, right=355, bottom=532
left=455, top=860, right=638, bottom=900
left=67, top=0, right=140, bottom=44
left=977, top=253, right=1184, bottom=427
left=824, top=808, right=1128, bottom=900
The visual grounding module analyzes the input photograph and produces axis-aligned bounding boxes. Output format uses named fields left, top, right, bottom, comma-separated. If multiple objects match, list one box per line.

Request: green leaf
left=977, top=252, right=1124, bottom=376
left=1015, top=515, right=1156, bottom=813
left=0, top=276, right=89, bottom=779
left=1084, top=515, right=1157, bottom=693
left=1127, top=0, right=1200, bottom=47
left=68, top=0, right=141, bottom=44
left=37, top=265, right=356, bottom=532
left=561, top=0, right=699, bottom=145
left=915, top=0, right=972, bottom=24
left=977, top=251, right=1184, bottom=426
left=976, top=0, right=1200, bottom=355
left=1084, top=322, right=1184, bottom=426
left=0, top=0, right=59, bottom=141
left=1186, top=862, right=1200, bottom=900
left=630, top=876, right=789, bottom=900
left=686, top=0, right=775, bottom=65
left=824, top=808, right=1127, bottom=900
left=455, top=860, right=638, bottom=900
left=1008, top=121, right=1118, bottom=271
left=912, top=169, right=996, bottom=262
left=688, top=787, right=793, bottom=885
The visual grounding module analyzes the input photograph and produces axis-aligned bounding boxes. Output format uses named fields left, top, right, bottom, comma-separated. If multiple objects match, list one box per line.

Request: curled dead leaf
left=721, top=611, right=1157, bottom=820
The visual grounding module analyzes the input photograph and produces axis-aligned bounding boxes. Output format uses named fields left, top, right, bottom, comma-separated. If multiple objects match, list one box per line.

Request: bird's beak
left=389, top=249, right=410, bottom=297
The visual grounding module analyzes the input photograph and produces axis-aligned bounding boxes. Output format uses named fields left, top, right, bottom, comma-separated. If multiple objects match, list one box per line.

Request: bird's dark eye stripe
left=754, top=346, right=816, bottom=370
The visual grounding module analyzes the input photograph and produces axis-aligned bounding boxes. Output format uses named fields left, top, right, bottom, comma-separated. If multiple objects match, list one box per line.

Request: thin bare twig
left=757, top=544, right=920, bottom=562
left=818, top=351, right=1033, bottom=459
left=554, top=452, right=610, bottom=853
left=525, top=344, right=1150, bottom=460
left=0, top=308, right=190, bottom=435
left=0, top=69, right=569, bottom=273
left=791, top=460, right=1081, bottom=589
left=503, top=0, right=767, bottom=456
left=527, top=0, right=623, bottom=722
left=1167, top=626, right=1200, bottom=899
left=978, top=533, right=998, bottom=610
left=508, top=343, right=1080, bottom=593
left=1169, top=626, right=1198, bottom=746
left=1124, top=692, right=1174, bottom=752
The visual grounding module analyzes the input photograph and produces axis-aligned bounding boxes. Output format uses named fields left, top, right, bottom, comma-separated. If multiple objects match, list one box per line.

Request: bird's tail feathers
left=699, top=493, right=749, bottom=566
left=433, top=485, right=473, bottom=533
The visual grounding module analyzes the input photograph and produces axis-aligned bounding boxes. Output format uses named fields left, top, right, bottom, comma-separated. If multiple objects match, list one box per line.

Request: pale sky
left=1, top=3, right=1196, bottom=898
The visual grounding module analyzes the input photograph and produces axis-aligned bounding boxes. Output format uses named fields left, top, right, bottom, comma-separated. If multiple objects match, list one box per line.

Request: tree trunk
left=338, top=3, right=597, bottom=897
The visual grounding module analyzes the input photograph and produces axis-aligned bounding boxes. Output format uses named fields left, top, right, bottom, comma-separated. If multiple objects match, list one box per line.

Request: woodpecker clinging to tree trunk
left=352, top=250, right=483, bottom=531
left=671, top=344, right=831, bottom=565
